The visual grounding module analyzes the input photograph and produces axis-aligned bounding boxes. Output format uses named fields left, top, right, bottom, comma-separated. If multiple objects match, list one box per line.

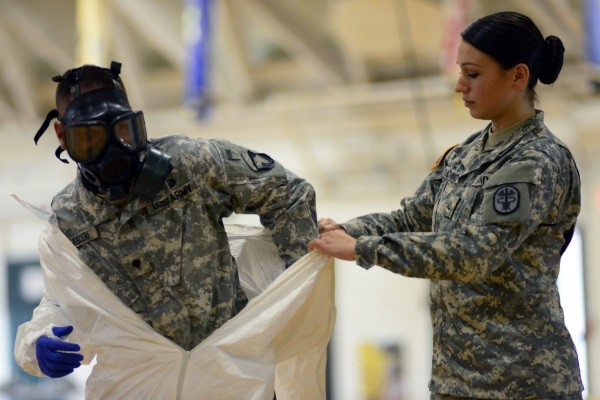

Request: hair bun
left=539, top=35, right=564, bottom=84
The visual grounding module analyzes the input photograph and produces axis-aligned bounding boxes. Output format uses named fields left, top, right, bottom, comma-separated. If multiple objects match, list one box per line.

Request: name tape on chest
left=148, top=180, right=198, bottom=213
left=69, top=226, right=99, bottom=247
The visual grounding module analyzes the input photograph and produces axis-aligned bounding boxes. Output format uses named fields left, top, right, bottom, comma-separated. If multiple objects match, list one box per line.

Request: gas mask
left=34, top=62, right=172, bottom=202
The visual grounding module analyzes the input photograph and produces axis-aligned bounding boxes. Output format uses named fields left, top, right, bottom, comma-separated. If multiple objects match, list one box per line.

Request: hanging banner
left=183, top=0, right=213, bottom=117
left=585, top=0, right=600, bottom=66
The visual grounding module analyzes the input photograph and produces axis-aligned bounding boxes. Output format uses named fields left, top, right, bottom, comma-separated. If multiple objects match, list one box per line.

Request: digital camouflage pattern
left=52, top=136, right=318, bottom=350
left=343, top=111, right=584, bottom=398
left=430, top=394, right=583, bottom=400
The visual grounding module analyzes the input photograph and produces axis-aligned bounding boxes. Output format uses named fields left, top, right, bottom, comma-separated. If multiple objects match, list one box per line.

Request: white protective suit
left=13, top=199, right=335, bottom=400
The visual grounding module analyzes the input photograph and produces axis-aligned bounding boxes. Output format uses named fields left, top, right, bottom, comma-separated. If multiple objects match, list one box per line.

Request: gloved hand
left=36, top=325, right=83, bottom=378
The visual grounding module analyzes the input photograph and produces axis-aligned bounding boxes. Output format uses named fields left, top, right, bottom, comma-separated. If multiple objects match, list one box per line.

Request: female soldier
left=309, top=11, right=583, bottom=399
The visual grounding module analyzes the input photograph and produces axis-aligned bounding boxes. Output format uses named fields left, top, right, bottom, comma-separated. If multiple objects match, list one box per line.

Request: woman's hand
left=309, top=227, right=357, bottom=261
left=317, top=218, right=341, bottom=234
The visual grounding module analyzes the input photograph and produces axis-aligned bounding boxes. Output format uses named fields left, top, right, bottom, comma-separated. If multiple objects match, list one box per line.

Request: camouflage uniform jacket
left=342, top=111, right=584, bottom=398
left=51, top=135, right=318, bottom=350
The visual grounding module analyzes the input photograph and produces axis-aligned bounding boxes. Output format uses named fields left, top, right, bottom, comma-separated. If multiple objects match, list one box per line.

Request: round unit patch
left=493, top=185, right=520, bottom=215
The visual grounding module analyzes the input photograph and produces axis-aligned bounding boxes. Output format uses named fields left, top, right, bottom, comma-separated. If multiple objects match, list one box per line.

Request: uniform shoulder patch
left=430, top=144, right=458, bottom=170
left=493, top=185, right=520, bottom=215
left=244, top=151, right=275, bottom=171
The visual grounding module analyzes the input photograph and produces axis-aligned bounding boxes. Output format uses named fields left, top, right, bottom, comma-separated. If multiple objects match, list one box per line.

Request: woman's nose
left=454, top=74, right=467, bottom=93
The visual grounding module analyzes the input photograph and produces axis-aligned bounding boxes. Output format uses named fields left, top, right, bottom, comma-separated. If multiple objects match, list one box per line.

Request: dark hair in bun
left=461, top=11, right=564, bottom=102
left=539, top=35, right=565, bottom=84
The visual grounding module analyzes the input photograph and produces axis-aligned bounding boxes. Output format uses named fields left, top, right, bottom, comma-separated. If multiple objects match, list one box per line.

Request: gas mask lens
left=65, top=124, right=109, bottom=163
left=65, top=111, right=147, bottom=163
left=113, top=111, right=147, bottom=151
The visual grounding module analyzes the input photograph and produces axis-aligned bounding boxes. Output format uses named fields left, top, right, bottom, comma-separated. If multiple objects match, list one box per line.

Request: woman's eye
left=468, top=73, right=479, bottom=78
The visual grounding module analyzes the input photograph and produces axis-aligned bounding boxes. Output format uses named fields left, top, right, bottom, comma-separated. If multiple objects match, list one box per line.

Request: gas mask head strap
left=33, top=61, right=126, bottom=164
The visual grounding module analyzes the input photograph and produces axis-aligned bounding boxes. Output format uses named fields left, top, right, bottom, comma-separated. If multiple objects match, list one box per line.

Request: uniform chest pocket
left=124, top=205, right=185, bottom=287
left=480, top=163, right=540, bottom=225
left=437, top=193, right=462, bottom=220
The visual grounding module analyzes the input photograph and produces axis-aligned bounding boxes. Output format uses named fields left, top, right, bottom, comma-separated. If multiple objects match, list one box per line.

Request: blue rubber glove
left=36, top=325, right=83, bottom=378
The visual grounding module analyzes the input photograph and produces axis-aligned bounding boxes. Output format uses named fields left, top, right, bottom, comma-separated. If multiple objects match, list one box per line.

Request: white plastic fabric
left=227, top=225, right=286, bottom=300
left=13, top=201, right=335, bottom=400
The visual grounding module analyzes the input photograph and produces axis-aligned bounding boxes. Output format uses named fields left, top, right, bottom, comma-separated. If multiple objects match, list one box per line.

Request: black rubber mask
left=62, top=89, right=172, bottom=201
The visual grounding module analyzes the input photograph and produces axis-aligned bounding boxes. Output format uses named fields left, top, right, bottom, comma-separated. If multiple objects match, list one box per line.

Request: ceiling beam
left=111, top=11, right=147, bottom=110
left=536, top=0, right=583, bottom=58
left=238, top=0, right=347, bottom=85
left=212, top=0, right=257, bottom=102
left=0, top=89, right=15, bottom=122
left=0, top=20, right=37, bottom=123
left=0, top=1, right=72, bottom=72
left=109, top=0, right=184, bottom=70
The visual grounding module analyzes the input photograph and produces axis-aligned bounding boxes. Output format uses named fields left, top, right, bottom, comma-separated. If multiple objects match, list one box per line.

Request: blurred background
left=0, top=0, right=598, bottom=398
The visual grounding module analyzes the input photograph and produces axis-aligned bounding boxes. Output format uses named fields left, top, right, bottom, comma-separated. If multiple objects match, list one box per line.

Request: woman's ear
left=513, top=63, right=530, bottom=90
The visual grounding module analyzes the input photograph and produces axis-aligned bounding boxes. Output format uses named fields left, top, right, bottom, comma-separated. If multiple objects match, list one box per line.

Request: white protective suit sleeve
left=14, top=296, right=77, bottom=377
left=13, top=196, right=96, bottom=377
left=13, top=199, right=335, bottom=400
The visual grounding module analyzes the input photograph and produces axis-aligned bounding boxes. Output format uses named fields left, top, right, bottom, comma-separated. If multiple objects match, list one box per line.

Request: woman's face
left=454, top=39, right=526, bottom=129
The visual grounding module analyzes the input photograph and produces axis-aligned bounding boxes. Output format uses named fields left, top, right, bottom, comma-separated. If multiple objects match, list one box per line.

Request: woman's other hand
left=308, top=228, right=357, bottom=261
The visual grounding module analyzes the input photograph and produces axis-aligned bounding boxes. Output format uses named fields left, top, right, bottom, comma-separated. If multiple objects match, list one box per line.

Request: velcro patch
left=244, top=151, right=275, bottom=171
left=493, top=185, right=520, bottom=215
left=225, top=149, right=241, bottom=161
left=482, top=182, right=530, bottom=224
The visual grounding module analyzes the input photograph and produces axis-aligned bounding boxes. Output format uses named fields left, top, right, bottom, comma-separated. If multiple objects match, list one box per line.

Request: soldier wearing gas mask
left=17, top=62, right=319, bottom=384
left=35, top=61, right=171, bottom=203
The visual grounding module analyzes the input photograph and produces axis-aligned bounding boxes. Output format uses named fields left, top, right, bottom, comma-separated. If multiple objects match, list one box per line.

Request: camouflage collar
left=451, top=110, right=546, bottom=178
left=74, top=173, right=126, bottom=224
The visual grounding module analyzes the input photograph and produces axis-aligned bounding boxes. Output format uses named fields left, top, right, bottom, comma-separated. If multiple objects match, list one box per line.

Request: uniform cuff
left=339, top=223, right=359, bottom=238
left=355, top=235, right=381, bottom=270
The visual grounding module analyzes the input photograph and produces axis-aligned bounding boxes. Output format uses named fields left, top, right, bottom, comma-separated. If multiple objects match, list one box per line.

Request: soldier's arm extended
left=207, top=139, right=318, bottom=267
left=348, top=149, right=577, bottom=283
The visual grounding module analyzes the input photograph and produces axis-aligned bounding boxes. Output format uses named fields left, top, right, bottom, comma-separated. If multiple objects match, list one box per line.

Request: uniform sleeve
left=353, top=149, right=576, bottom=282
left=341, top=167, right=443, bottom=239
left=206, top=139, right=318, bottom=267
